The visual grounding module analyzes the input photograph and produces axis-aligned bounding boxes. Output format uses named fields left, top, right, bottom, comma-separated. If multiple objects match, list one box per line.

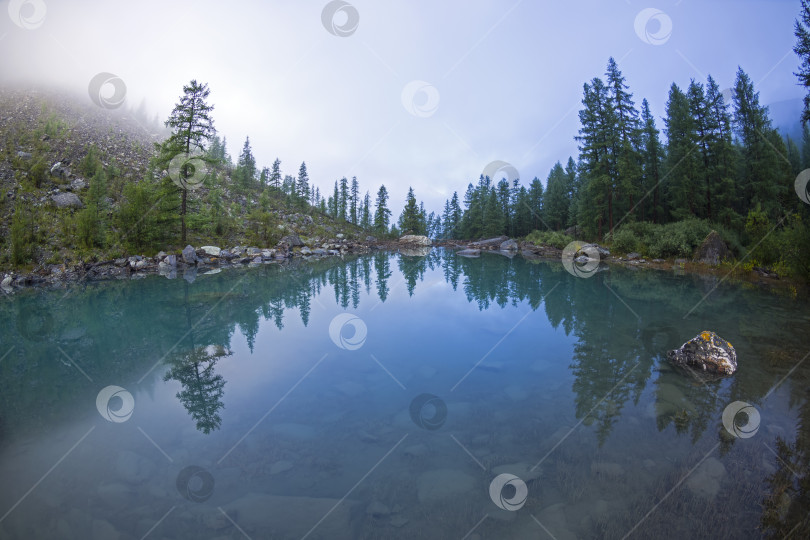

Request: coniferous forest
left=3, top=4, right=810, bottom=282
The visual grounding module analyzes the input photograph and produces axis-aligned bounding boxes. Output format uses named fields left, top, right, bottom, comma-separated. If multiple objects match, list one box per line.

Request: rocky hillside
left=0, top=88, right=378, bottom=287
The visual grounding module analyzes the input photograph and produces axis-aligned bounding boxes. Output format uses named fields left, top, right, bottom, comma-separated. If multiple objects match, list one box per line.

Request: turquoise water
left=0, top=249, right=808, bottom=539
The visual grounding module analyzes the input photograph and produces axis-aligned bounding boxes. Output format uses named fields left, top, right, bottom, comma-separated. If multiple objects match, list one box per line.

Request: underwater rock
left=686, top=457, right=726, bottom=499
left=366, top=501, right=391, bottom=517
left=667, top=331, right=737, bottom=375
left=417, top=469, right=475, bottom=503
left=222, top=493, right=359, bottom=537
left=114, top=450, right=155, bottom=484
left=492, top=462, right=541, bottom=483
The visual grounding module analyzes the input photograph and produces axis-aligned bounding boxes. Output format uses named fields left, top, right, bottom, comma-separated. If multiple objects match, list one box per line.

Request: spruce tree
left=544, top=162, right=569, bottom=230
left=639, top=99, right=664, bottom=223
left=350, top=176, right=359, bottom=224
left=373, top=185, right=391, bottom=234
left=732, top=67, right=789, bottom=217
left=235, top=136, right=257, bottom=192
left=339, top=176, right=349, bottom=220
left=361, top=191, right=371, bottom=229
left=270, top=158, right=282, bottom=190
left=398, top=187, right=422, bottom=234
left=576, top=77, right=615, bottom=238
left=794, top=0, right=810, bottom=124
left=297, top=162, right=310, bottom=204
left=663, top=83, right=700, bottom=220
left=528, top=177, right=544, bottom=231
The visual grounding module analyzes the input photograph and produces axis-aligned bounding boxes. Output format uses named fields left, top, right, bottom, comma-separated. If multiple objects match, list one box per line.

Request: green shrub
left=28, top=157, right=49, bottom=188
left=608, top=219, right=717, bottom=259
left=744, top=207, right=779, bottom=265
left=774, top=213, right=810, bottom=279
left=525, top=230, right=574, bottom=249
left=607, top=227, right=639, bottom=254
left=79, top=145, right=102, bottom=177
left=10, top=202, right=33, bottom=265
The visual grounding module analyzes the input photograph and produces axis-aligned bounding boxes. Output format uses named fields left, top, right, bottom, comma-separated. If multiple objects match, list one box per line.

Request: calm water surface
left=1, top=249, right=809, bottom=539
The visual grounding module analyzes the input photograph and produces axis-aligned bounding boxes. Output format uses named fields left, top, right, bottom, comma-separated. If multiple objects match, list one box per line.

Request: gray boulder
left=694, top=231, right=731, bottom=266
left=470, top=236, right=508, bottom=248
left=500, top=239, right=518, bottom=251
left=182, top=245, right=198, bottom=264
left=399, top=235, right=431, bottom=246
left=50, top=162, right=71, bottom=181
left=281, top=235, right=304, bottom=247
left=200, top=246, right=221, bottom=257
left=51, top=192, right=83, bottom=209
left=667, top=331, right=737, bottom=375
left=626, top=252, right=641, bottom=260
left=582, top=243, right=610, bottom=259
left=70, top=178, right=87, bottom=191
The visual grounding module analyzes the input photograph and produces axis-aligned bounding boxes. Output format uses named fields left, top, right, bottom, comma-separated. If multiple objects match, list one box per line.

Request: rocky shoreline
left=0, top=234, right=393, bottom=292
left=0, top=233, right=792, bottom=294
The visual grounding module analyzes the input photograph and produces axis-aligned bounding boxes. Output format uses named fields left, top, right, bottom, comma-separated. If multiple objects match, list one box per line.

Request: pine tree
left=398, top=187, right=422, bottom=234
left=482, top=187, right=504, bottom=237
left=234, top=136, right=257, bottom=191
left=297, top=162, right=310, bottom=204
left=270, top=158, right=282, bottom=190
left=576, top=77, right=615, bottom=238
left=513, top=186, right=532, bottom=236
left=339, top=176, right=349, bottom=221
left=449, top=192, right=462, bottom=237
left=361, top=191, right=371, bottom=229
left=663, top=82, right=700, bottom=220
left=687, top=80, right=713, bottom=220
left=794, top=0, right=810, bottom=124
left=373, top=185, right=391, bottom=234
left=162, top=80, right=215, bottom=244
left=331, top=181, right=340, bottom=218
left=787, top=136, right=802, bottom=176
left=544, top=162, right=569, bottom=230
left=496, top=179, right=512, bottom=235
left=605, top=57, right=642, bottom=231
left=350, top=176, right=359, bottom=224
left=733, top=67, right=790, bottom=217
left=77, top=166, right=108, bottom=248
left=528, top=177, right=544, bottom=230
left=704, top=76, right=738, bottom=226
left=639, top=99, right=664, bottom=223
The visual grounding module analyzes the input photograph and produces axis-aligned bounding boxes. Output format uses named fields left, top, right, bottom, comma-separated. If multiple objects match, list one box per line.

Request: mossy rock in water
left=666, top=330, right=737, bottom=375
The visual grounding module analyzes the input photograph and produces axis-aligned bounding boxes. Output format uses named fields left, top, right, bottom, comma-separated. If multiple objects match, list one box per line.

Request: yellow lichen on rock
left=700, top=331, right=712, bottom=341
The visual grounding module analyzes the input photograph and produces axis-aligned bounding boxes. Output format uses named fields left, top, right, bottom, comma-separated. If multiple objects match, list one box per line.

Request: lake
left=0, top=249, right=808, bottom=539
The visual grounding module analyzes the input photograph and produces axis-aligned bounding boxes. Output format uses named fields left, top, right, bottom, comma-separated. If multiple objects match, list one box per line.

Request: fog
left=1, top=0, right=802, bottom=211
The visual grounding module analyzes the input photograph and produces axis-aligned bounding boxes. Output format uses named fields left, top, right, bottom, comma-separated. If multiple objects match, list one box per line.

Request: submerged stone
left=667, top=331, right=737, bottom=375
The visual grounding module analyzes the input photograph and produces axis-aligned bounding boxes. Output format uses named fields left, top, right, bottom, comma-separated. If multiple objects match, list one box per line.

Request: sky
left=0, top=0, right=805, bottom=214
